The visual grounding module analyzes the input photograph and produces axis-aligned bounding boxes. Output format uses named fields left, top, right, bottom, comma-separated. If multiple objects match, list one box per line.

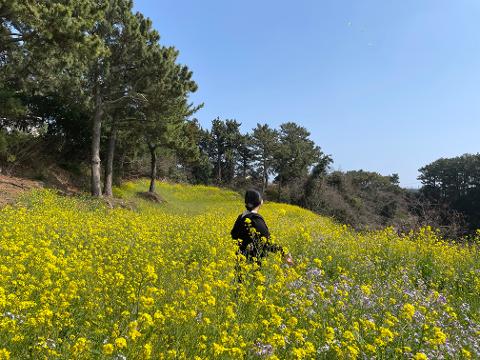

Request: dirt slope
left=0, top=175, right=43, bottom=206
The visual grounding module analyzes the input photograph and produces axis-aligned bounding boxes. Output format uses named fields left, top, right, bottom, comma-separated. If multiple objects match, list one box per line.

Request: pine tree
left=274, top=122, right=331, bottom=199
left=237, top=134, right=255, bottom=181
left=137, top=47, right=199, bottom=193
left=223, top=119, right=242, bottom=184
left=251, top=123, right=279, bottom=194
left=102, top=12, right=162, bottom=196
left=0, top=0, right=102, bottom=125
left=210, top=118, right=227, bottom=183
left=83, top=0, right=159, bottom=196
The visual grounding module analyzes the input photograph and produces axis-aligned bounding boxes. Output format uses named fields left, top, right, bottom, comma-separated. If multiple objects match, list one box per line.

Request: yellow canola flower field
left=0, top=180, right=479, bottom=359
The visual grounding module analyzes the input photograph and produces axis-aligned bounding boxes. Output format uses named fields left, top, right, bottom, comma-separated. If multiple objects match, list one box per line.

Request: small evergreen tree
left=251, top=123, right=279, bottom=194
left=274, top=122, right=331, bottom=201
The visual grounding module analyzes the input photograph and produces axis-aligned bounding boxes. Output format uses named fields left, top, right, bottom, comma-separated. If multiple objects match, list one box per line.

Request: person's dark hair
left=245, top=189, right=263, bottom=211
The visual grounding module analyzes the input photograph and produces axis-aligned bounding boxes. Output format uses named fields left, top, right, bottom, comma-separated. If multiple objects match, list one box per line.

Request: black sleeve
left=266, top=243, right=285, bottom=256
left=230, top=215, right=242, bottom=239
left=252, top=216, right=270, bottom=239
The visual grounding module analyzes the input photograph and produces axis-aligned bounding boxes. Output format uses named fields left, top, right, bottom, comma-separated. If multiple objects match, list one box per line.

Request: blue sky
left=133, top=0, right=480, bottom=188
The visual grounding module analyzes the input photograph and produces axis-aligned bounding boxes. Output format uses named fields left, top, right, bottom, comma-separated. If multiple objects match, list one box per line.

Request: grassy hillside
left=0, top=180, right=479, bottom=359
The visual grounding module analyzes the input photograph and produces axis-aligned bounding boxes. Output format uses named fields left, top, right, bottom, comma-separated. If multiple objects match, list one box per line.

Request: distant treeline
left=418, top=154, right=480, bottom=234
left=1, top=2, right=478, bottom=238
left=181, top=118, right=477, bottom=238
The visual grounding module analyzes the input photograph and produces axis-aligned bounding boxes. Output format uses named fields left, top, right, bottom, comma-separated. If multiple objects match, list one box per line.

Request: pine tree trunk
left=262, top=159, right=268, bottom=194
left=243, top=157, right=247, bottom=179
left=217, top=152, right=222, bottom=183
left=104, top=123, right=117, bottom=197
left=91, top=90, right=103, bottom=197
left=263, top=172, right=269, bottom=195
left=278, top=180, right=282, bottom=202
left=149, top=144, right=157, bottom=193
left=118, top=151, right=126, bottom=183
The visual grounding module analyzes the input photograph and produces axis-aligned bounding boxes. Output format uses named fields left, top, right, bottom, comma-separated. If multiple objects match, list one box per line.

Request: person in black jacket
left=231, top=189, right=293, bottom=265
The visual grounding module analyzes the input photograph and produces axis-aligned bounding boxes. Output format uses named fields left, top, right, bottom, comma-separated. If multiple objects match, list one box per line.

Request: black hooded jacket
left=231, top=211, right=284, bottom=259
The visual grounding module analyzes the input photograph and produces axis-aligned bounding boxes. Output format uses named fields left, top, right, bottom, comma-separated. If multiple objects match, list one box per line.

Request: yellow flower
left=143, top=343, right=152, bottom=359
left=270, top=334, right=286, bottom=347
left=401, top=303, right=415, bottom=321
left=428, top=327, right=447, bottom=346
left=462, top=348, right=471, bottom=359
left=103, top=343, right=114, bottom=355
left=72, top=338, right=88, bottom=356
left=379, top=327, right=394, bottom=343
left=206, top=295, right=216, bottom=306
left=325, top=327, right=335, bottom=343
left=343, top=330, right=356, bottom=342
left=140, top=296, right=155, bottom=307
left=145, top=264, right=158, bottom=282
left=229, top=347, right=243, bottom=357
left=292, top=347, right=307, bottom=359
left=213, top=343, right=225, bottom=356
left=115, top=337, right=127, bottom=349
left=363, top=319, right=376, bottom=331
left=139, top=312, right=154, bottom=326
left=288, top=316, right=298, bottom=327
left=361, top=284, right=371, bottom=296
left=413, top=352, right=428, bottom=360
left=0, top=349, right=10, bottom=360
left=130, top=328, right=141, bottom=341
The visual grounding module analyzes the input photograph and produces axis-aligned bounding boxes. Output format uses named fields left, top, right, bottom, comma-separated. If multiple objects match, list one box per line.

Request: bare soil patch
left=137, top=191, right=165, bottom=203
left=0, top=175, right=43, bottom=206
